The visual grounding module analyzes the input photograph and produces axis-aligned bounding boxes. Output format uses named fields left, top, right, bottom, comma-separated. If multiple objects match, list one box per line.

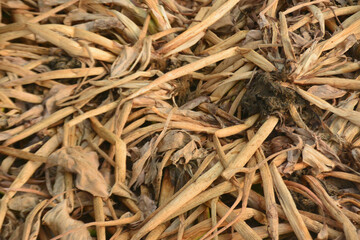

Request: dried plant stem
left=295, top=77, right=360, bottom=90
left=283, top=0, right=329, bottom=15
left=289, top=5, right=360, bottom=32
left=4, top=107, right=76, bottom=146
left=125, top=47, right=242, bottom=101
left=213, top=201, right=261, bottom=240
left=222, top=116, right=279, bottom=180
left=29, top=0, right=79, bottom=23
left=249, top=191, right=342, bottom=238
left=304, top=175, right=358, bottom=240
left=158, top=0, right=242, bottom=54
left=215, top=114, right=259, bottom=138
left=270, top=163, right=312, bottom=240
left=130, top=161, right=225, bottom=240
left=255, top=149, right=278, bottom=240
left=94, top=197, right=106, bottom=240
left=318, top=171, right=360, bottom=184
left=89, top=117, right=127, bottom=184
left=0, top=134, right=60, bottom=231
left=27, top=23, right=115, bottom=62
left=0, top=146, right=47, bottom=163
left=295, top=86, right=360, bottom=126
left=2, top=67, right=106, bottom=87
left=52, top=211, right=141, bottom=240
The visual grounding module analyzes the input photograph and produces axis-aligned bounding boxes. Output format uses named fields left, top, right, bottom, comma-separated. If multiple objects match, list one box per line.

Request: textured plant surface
left=1, top=0, right=360, bottom=239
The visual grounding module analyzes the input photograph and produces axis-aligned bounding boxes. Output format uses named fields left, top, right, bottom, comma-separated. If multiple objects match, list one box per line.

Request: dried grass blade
left=255, top=149, right=278, bottom=240
left=125, top=47, right=241, bottom=101
left=222, top=116, right=278, bottom=180
left=269, top=163, right=312, bottom=240
left=145, top=0, right=170, bottom=32
left=307, top=5, right=325, bottom=37
left=94, top=197, right=106, bottom=240
left=0, top=60, right=34, bottom=77
left=315, top=62, right=360, bottom=76
left=238, top=48, right=276, bottom=72
left=89, top=117, right=127, bottom=184
left=279, top=12, right=295, bottom=62
left=342, top=10, right=360, bottom=28
left=249, top=190, right=342, bottom=239
left=322, top=18, right=360, bottom=51
left=22, top=200, right=48, bottom=240
left=0, top=89, right=43, bottom=103
left=215, top=114, right=259, bottom=138
left=26, top=23, right=115, bottom=62
left=158, top=0, right=241, bottom=54
left=2, top=67, right=106, bottom=87
left=0, top=29, right=32, bottom=42
left=163, top=31, right=205, bottom=57
left=130, top=161, right=225, bottom=240
left=4, top=107, right=76, bottom=146
left=0, top=146, right=47, bottom=163
left=289, top=5, right=360, bottom=32
left=295, top=77, right=360, bottom=90
left=215, top=201, right=262, bottom=240
left=295, top=87, right=360, bottom=126
left=202, top=30, right=249, bottom=55
left=318, top=171, right=360, bottom=184
left=45, top=24, right=122, bottom=54
left=111, top=10, right=140, bottom=41
left=283, top=0, right=329, bottom=15
left=304, top=175, right=358, bottom=240
left=0, top=134, right=60, bottom=231
left=28, top=0, right=79, bottom=23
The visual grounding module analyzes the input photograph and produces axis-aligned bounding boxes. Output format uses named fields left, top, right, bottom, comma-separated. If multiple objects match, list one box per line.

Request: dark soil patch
left=241, top=71, right=297, bottom=118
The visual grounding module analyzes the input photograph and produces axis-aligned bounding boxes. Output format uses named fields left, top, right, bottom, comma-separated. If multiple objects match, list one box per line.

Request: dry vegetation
left=1, top=0, right=360, bottom=239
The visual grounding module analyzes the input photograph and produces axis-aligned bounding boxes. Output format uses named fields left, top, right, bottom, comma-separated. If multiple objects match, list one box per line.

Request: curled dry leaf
left=302, top=144, right=335, bottom=175
left=47, top=147, right=109, bottom=198
left=170, top=137, right=206, bottom=165
left=43, top=200, right=92, bottom=240
left=307, top=84, right=346, bottom=99
left=45, top=84, right=77, bottom=114
left=8, top=193, right=43, bottom=213
left=158, top=130, right=192, bottom=152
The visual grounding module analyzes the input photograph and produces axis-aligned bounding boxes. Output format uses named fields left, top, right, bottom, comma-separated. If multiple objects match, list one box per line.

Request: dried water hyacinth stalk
left=2, top=0, right=360, bottom=239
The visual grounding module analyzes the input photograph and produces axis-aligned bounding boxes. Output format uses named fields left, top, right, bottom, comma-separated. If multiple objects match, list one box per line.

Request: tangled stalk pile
left=1, top=0, right=360, bottom=239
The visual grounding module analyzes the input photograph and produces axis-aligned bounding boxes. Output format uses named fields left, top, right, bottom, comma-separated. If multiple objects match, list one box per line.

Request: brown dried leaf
left=111, top=182, right=135, bottom=199
left=43, top=200, right=92, bottom=240
left=307, top=85, right=346, bottom=99
left=138, top=193, right=156, bottom=219
left=158, top=130, right=192, bottom=152
left=170, top=137, right=206, bottom=165
left=110, top=46, right=139, bottom=78
left=302, top=144, right=335, bottom=174
left=45, top=84, right=76, bottom=114
left=47, top=147, right=109, bottom=198
left=8, top=193, right=42, bottom=212
left=209, top=14, right=234, bottom=31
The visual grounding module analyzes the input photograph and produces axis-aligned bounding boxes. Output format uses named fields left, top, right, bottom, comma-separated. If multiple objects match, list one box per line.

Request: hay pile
left=1, top=0, right=360, bottom=239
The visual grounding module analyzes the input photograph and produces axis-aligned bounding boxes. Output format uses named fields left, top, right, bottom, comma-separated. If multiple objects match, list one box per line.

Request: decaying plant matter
left=1, top=0, right=360, bottom=239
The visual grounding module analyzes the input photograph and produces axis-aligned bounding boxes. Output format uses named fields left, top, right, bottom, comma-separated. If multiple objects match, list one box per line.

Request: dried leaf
left=47, top=147, right=109, bottom=198
left=43, top=200, right=92, bottom=240
left=8, top=193, right=42, bottom=212
left=302, top=144, right=335, bottom=174
left=307, top=85, right=346, bottom=99
left=158, top=130, right=192, bottom=152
